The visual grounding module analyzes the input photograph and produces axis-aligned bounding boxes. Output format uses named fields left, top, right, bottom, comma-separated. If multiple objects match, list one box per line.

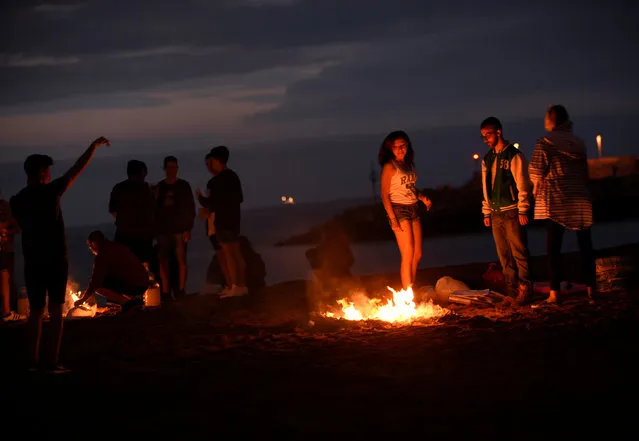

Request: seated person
left=74, top=230, right=150, bottom=313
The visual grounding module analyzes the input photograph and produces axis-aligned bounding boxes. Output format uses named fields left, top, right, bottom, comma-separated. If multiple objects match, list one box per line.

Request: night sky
left=1, top=0, right=637, bottom=223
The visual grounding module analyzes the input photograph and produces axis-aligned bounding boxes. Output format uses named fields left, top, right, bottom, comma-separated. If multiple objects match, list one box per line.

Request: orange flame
left=324, top=286, right=447, bottom=324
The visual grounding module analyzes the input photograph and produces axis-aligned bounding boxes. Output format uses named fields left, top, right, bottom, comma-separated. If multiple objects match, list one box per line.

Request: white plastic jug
left=144, top=283, right=161, bottom=307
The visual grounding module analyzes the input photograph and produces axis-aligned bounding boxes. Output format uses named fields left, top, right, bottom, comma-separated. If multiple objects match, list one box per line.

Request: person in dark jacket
left=154, top=156, right=196, bottom=300
left=109, top=160, right=156, bottom=273
left=196, top=146, right=247, bottom=298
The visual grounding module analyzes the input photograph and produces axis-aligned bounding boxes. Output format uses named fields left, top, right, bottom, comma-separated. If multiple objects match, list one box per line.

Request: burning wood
left=322, top=286, right=447, bottom=323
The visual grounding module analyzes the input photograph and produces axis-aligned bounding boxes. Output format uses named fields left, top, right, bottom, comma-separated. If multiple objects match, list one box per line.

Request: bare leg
left=47, top=303, right=64, bottom=366
left=392, top=220, right=414, bottom=290
left=175, top=240, right=188, bottom=291
left=1, top=270, right=9, bottom=316
left=158, top=257, right=170, bottom=294
left=220, top=243, right=238, bottom=287
left=27, top=307, right=45, bottom=366
left=410, top=219, right=423, bottom=286
left=217, top=250, right=231, bottom=288
left=228, top=242, right=246, bottom=287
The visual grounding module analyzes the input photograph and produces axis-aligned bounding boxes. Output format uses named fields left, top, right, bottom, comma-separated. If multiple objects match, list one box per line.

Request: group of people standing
left=0, top=102, right=598, bottom=372
left=380, top=104, right=597, bottom=305
left=0, top=140, right=247, bottom=373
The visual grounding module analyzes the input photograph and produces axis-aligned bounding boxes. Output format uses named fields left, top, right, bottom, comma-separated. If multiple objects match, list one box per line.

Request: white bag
left=435, top=276, right=470, bottom=296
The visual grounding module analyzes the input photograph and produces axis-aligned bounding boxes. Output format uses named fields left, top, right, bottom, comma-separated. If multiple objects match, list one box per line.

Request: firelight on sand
left=324, top=286, right=447, bottom=324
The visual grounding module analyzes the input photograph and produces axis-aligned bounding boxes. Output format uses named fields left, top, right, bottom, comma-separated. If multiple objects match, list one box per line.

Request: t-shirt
left=10, top=177, right=70, bottom=263
left=199, top=168, right=243, bottom=230
left=155, top=179, right=196, bottom=234
left=87, top=240, right=149, bottom=294
left=109, top=179, right=155, bottom=238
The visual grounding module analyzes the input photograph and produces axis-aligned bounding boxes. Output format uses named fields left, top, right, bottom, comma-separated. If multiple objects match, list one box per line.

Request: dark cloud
left=0, top=0, right=636, bottom=143
left=248, top=3, right=639, bottom=133
left=1, top=0, right=555, bottom=106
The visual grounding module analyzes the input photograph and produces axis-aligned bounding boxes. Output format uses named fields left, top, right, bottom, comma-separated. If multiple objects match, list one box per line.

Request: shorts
left=216, top=228, right=240, bottom=244
left=156, top=233, right=187, bottom=260
left=209, top=235, right=222, bottom=251
left=390, top=203, right=420, bottom=224
left=0, top=251, right=13, bottom=271
left=115, top=232, right=154, bottom=264
left=102, top=275, right=148, bottom=298
left=24, top=259, right=69, bottom=309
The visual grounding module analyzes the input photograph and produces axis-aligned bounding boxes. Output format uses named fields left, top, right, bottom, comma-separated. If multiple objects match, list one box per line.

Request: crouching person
left=74, top=231, right=150, bottom=314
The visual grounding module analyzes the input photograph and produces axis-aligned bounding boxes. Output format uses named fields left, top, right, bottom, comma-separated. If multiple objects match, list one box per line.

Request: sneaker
left=2, top=311, right=26, bottom=322
left=220, top=285, right=249, bottom=299
left=44, top=364, right=71, bottom=375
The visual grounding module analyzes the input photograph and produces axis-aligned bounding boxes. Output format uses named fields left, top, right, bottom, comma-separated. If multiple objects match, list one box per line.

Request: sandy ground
left=1, top=245, right=638, bottom=440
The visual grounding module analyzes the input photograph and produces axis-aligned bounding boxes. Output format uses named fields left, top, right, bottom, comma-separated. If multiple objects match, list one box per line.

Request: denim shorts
left=390, top=203, right=420, bottom=223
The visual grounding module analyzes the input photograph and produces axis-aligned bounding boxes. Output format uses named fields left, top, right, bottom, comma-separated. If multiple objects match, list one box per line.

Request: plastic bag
left=435, top=276, right=470, bottom=296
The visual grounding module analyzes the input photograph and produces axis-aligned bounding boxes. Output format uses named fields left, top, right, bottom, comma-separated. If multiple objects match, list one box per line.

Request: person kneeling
left=75, top=230, right=150, bottom=314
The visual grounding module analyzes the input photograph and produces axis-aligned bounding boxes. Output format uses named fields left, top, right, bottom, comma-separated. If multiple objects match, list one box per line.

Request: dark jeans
left=491, top=210, right=530, bottom=295
left=546, top=220, right=595, bottom=291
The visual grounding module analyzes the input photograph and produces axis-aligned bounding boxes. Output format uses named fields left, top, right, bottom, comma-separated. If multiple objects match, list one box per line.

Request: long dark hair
left=378, top=130, right=414, bottom=167
left=547, top=104, right=570, bottom=129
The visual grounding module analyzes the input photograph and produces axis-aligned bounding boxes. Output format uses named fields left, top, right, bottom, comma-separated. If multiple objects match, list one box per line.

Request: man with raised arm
left=10, top=136, right=110, bottom=373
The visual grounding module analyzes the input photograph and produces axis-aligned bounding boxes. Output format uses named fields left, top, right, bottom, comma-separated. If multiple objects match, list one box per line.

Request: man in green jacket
left=480, top=117, right=532, bottom=304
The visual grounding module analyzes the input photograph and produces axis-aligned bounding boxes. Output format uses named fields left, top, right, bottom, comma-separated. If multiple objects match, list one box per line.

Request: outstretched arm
left=61, top=137, right=110, bottom=192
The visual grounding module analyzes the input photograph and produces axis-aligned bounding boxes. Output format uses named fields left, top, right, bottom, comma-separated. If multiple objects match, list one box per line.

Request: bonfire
left=323, top=286, right=447, bottom=324
left=63, top=280, right=97, bottom=318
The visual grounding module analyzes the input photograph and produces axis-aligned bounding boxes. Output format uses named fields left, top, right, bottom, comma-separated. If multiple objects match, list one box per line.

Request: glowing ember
left=323, top=286, right=447, bottom=324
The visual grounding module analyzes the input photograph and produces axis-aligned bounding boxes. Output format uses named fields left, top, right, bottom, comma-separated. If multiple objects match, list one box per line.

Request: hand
left=519, top=214, right=529, bottom=226
left=390, top=219, right=402, bottom=232
left=182, top=231, right=191, bottom=243
left=422, top=197, right=433, bottom=211
left=195, top=188, right=202, bottom=199
left=91, top=136, right=110, bottom=148
left=484, top=217, right=491, bottom=227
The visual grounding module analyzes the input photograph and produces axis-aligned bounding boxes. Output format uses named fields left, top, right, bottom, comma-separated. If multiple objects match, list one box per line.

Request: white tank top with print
left=389, top=161, right=418, bottom=205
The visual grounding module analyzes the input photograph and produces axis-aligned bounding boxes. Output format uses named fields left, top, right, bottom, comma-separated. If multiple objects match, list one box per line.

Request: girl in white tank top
left=378, top=131, right=432, bottom=290
left=389, top=160, right=418, bottom=205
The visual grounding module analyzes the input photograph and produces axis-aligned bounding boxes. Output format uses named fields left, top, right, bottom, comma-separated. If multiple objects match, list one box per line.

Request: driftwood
left=448, top=289, right=507, bottom=308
